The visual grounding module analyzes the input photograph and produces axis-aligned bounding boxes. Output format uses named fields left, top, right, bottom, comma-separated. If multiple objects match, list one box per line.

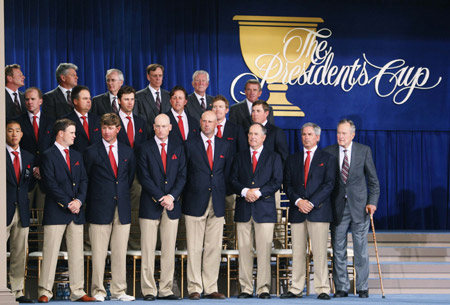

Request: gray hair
left=192, top=70, right=210, bottom=82
left=301, top=122, right=321, bottom=136
left=338, top=118, right=356, bottom=134
left=56, top=63, right=78, bottom=84
left=105, top=69, right=124, bottom=81
left=249, top=123, right=267, bottom=135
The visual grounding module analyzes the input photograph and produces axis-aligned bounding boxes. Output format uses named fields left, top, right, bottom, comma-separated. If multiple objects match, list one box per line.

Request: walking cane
left=370, top=214, right=386, bottom=298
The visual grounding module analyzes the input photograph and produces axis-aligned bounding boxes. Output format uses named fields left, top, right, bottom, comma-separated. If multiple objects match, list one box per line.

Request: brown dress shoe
left=204, top=292, right=225, bottom=299
left=189, top=292, right=201, bottom=300
left=38, top=295, right=48, bottom=303
left=75, top=295, right=96, bottom=302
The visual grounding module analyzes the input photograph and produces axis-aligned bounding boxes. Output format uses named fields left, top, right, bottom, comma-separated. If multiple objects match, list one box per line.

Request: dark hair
left=170, top=85, right=188, bottom=99
left=212, top=95, right=229, bottom=109
left=6, top=120, right=22, bottom=129
left=118, top=85, right=136, bottom=100
left=252, top=100, right=269, bottom=112
left=54, top=118, right=76, bottom=135
left=146, top=63, right=164, bottom=75
left=5, top=64, right=21, bottom=85
left=244, top=79, right=261, bottom=91
left=71, top=85, right=90, bottom=101
left=101, top=113, right=121, bottom=127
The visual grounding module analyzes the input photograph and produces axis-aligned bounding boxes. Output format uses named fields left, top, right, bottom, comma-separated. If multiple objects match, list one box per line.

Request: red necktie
left=217, top=124, right=223, bottom=138
left=81, top=116, right=90, bottom=141
left=206, top=139, right=213, bottom=170
left=33, top=115, right=39, bottom=142
left=64, top=149, right=71, bottom=172
left=12, top=151, right=20, bottom=183
left=109, top=145, right=118, bottom=178
left=252, top=150, right=258, bottom=173
left=178, top=115, right=186, bottom=141
left=160, top=143, right=167, bottom=174
left=304, top=150, right=311, bottom=186
left=126, top=116, right=134, bottom=148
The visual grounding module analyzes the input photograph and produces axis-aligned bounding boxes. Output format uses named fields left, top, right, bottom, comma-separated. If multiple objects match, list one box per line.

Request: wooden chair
left=221, top=208, right=239, bottom=297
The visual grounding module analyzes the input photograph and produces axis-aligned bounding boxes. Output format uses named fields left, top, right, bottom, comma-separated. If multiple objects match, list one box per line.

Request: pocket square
left=75, top=161, right=80, bottom=166
left=94, top=128, right=99, bottom=132
left=124, top=159, right=128, bottom=162
left=220, top=155, right=225, bottom=159
left=139, top=128, right=143, bottom=133
left=172, top=154, right=177, bottom=160
left=318, top=163, right=324, bottom=167
left=27, top=164, right=31, bottom=169
left=227, top=137, right=234, bottom=140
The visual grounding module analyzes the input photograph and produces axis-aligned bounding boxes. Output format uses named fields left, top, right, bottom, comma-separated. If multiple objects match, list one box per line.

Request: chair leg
left=133, top=257, right=136, bottom=297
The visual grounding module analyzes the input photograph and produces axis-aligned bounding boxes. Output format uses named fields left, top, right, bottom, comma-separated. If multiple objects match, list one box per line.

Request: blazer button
left=114, top=196, right=117, bottom=200
left=116, top=181, right=119, bottom=185
left=165, top=181, right=168, bottom=184
left=251, top=182, right=255, bottom=185
left=208, top=188, right=212, bottom=191
left=211, top=174, right=214, bottom=178
left=37, top=151, right=40, bottom=154
left=73, top=183, right=76, bottom=186
left=17, top=187, right=20, bottom=191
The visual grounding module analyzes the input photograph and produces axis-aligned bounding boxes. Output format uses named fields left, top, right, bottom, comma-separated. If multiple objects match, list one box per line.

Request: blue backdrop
left=5, top=0, right=450, bottom=229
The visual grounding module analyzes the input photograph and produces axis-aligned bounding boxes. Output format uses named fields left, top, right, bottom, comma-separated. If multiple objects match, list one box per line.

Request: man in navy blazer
left=5, top=64, right=27, bottom=120
left=135, top=64, right=171, bottom=131
left=6, top=120, right=35, bottom=303
left=116, top=85, right=148, bottom=250
left=185, top=70, right=213, bottom=122
left=91, top=69, right=124, bottom=116
left=137, top=114, right=186, bottom=301
left=283, top=122, right=337, bottom=300
left=42, top=63, right=78, bottom=119
left=183, top=110, right=231, bottom=300
left=84, top=113, right=136, bottom=302
left=166, top=86, right=199, bottom=145
left=63, top=85, right=102, bottom=153
left=228, top=79, right=274, bottom=131
left=16, top=87, right=55, bottom=211
left=38, top=119, right=94, bottom=303
left=231, top=123, right=282, bottom=299
left=324, top=119, right=380, bottom=298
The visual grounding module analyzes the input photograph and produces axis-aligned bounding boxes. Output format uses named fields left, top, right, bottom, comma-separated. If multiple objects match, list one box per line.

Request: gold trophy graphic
left=233, top=15, right=324, bottom=117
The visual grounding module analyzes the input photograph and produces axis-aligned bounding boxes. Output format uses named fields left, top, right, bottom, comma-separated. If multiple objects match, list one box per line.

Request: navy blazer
left=228, top=100, right=275, bottom=131
left=63, top=111, right=102, bottom=153
left=231, top=148, right=282, bottom=223
left=117, top=114, right=148, bottom=149
left=91, top=92, right=115, bottom=116
left=134, top=87, right=171, bottom=131
left=166, top=110, right=199, bottom=145
left=185, top=93, right=213, bottom=122
left=221, top=120, right=248, bottom=156
left=84, top=141, right=135, bottom=225
left=6, top=148, right=34, bottom=227
left=183, top=135, right=231, bottom=218
left=42, top=87, right=73, bottom=119
left=6, top=89, right=26, bottom=120
left=263, top=122, right=289, bottom=166
left=40, top=145, right=87, bottom=225
left=137, top=139, right=187, bottom=220
left=284, top=149, right=337, bottom=223
left=15, top=112, right=55, bottom=166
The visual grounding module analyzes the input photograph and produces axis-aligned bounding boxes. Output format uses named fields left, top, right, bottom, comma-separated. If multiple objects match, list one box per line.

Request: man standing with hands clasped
left=324, top=119, right=380, bottom=299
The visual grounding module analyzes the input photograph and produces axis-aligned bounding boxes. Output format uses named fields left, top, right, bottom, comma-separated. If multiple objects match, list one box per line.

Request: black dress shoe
left=16, top=296, right=35, bottom=303
left=158, top=294, right=181, bottom=300
left=333, top=290, right=348, bottom=298
left=144, top=294, right=156, bottom=301
left=258, top=293, right=271, bottom=299
left=237, top=292, right=252, bottom=299
left=317, top=293, right=331, bottom=300
left=358, top=290, right=369, bottom=298
left=280, top=291, right=302, bottom=299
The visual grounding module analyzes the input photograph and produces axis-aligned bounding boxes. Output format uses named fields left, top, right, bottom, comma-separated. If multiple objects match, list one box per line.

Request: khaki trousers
left=140, top=210, right=178, bottom=297
left=290, top=221, right=330, bottom=295
left=7, top=207, right=29, bottom=298
left=237, top=218, right=274, bottom=295
left=89, top=208, right=130, bottom=298
left=38, top=221, right=86, bottom=301
left=185, top=197, right=224, bottom=295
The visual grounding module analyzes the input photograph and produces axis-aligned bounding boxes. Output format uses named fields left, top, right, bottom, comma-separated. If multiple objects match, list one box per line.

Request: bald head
left=200, top=110, right=218, bottom=138
left=154, top=114, right=172, bottom=141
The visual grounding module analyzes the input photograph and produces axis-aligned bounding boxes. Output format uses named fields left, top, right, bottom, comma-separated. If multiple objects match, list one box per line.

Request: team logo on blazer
left=227, top=137, right=234, bottom=140
left=124, top=159, right=128, bottom=162
left=172, top=154, right=177, bottom=160
left=94, top=128, right=99, bottom=132
left=75, top=161, right=80, bottom=166
left=46, top=130, right=50, bottom=134
left=139, top=128, right=143, bottom=133
left=220, top=155, right=225, bottom=159
left=318, top=163, right=324, bottom=166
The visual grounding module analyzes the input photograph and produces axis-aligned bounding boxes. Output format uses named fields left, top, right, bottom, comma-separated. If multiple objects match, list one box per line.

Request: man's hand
left=68, top=200, right=81, bottom=214
left=33, top=167, right=41, bottom=180
left=366, top=204, right=377, bottom=215
left=297, top=199, right=313, bottom=214
left=245, top=188, right=260, bottom=202
left=159, top=195, right=174, bottom=211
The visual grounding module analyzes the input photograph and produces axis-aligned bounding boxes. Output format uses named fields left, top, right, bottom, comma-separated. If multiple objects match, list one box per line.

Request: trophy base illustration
left=266, top=84, right=305, bottom=117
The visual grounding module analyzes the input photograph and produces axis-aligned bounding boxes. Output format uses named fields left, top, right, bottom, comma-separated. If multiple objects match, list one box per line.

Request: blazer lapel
left=99, top=144, right=116, bottom=177
left=146, top=89, right=159, bottom=116
left=151, top=140, right=165, bottom=175
left=5, top=150, right=17, bottom=185
left=253, top=148, right=268, bottom=176
left=54, top=145, right=72, bottom=177
left=197, top=137, right=211, bottom=170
